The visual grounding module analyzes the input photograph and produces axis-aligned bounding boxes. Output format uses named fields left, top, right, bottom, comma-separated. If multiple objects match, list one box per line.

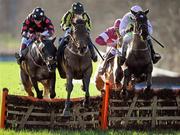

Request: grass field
left=0, top=62, right=180, bottom=135
left=0, top=62, right=100, bottom=98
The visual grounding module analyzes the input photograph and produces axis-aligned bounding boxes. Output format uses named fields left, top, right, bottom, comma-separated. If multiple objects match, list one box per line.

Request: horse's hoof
left=83, top=97, right=90, bottom=108
left=120, top=90, right=128, bottom=99
left=37, top=90, right=43, bottom=99
left=62, top=108, right=71, bottom=117
left=50, top=92, right=56, bottom=99
left=143, top=88, right=153, bottom=99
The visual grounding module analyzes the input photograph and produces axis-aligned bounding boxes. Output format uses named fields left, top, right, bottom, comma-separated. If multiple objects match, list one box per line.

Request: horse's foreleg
left=146, top=72, right=152, bottom=90
left=31, top=78, right=43, bottom=99
left=82, top=76, right=90, bottom=107
left=63, top=76, right=73, bottom=116
left=121, top=68, right=131, bottom=97
left=49, top=73, right=56, bottom=99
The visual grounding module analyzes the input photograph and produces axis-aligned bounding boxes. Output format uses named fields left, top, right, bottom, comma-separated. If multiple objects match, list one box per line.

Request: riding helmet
left=32, top=7, right=45, bottom=21
left=71, top=2, right=84, bottom=15
left=130, top=5, right=143, bottom=13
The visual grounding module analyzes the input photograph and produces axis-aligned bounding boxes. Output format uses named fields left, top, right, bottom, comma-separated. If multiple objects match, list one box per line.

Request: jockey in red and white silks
left=95, top=19, right=121, bottom=74
left=95, top=19, right=121, bottom=56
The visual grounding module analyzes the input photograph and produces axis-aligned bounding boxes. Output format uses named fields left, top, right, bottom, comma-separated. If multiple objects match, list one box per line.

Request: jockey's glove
left=125, top=24, right=134, bottom=34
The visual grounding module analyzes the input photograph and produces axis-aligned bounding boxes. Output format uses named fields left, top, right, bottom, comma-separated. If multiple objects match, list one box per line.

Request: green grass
left=0, top=62, right=100, bottom=98
left=1, top=129, right=180, bottom=135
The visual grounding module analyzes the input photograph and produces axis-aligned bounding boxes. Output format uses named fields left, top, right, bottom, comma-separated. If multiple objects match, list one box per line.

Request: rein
left=66, top=33, right=89, bottom=56
left=30, top=43, right=46, bottom=68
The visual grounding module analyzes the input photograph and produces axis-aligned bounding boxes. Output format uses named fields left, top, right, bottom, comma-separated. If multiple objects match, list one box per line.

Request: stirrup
left=92, top=55, right=98, bottom=62
left=153, top=53, right=161, bottom=64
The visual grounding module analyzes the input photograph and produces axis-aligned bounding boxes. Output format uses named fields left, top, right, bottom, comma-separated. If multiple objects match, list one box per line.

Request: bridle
left=66, top=29, right=89, bottom=56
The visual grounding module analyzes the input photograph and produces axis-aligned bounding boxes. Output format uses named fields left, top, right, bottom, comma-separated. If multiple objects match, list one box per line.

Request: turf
left=0, top=62, right=100, bottom=98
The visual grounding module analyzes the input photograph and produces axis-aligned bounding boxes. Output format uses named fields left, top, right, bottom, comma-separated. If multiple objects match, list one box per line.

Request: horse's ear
left=131, top=10, right=137, bottom=16
left=144, top=9, right=149, bottom=15
left=52, top=37, right=56, bottom=43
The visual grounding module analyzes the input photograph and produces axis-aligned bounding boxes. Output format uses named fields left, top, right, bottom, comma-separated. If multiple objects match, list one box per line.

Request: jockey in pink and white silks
left=95, top=19, right=122, bottom=74
left=119, top=5, right=161, bottom=65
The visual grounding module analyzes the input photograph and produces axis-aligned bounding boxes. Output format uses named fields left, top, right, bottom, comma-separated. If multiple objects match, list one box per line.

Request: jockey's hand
left=117, top=37, right=123, bottom=47
left=125, top=24, right=134, bottom=34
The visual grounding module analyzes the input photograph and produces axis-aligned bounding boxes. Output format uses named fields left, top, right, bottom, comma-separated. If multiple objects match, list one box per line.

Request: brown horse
left=121, top=10, right=153, bottom=97
left=57, top=19, right=92, bottom=116
left=95, top=45, right=123, bottom=92
left=20, top=37, right=57, bottom=99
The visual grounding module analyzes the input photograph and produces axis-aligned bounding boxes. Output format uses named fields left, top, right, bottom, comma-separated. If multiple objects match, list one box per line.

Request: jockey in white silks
left=119, top=5, right=161, bottom=65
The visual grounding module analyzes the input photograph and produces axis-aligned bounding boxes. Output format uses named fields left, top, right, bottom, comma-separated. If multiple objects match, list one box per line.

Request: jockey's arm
left=147, top=20, right=153, bottom=36
left=21, top=16, right=31, bottom=37
left=42, top=17, right=55, bottom=38
left=82, top=12, right=92, bottom=31
left=60, top=11, right=72, bottom=31
left=119, top=13, right=132, bottom=36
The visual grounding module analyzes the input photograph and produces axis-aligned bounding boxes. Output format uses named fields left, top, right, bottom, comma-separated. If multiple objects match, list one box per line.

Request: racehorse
left=121, top=9, right=153, bottom=97
left=57, top=19, right=92, bottom=116
left=20, top=36, right=57, bottom=99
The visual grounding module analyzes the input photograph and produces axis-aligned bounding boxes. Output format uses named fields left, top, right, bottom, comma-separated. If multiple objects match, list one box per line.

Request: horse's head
left=38, top=37, right=57, bottom=72
left=131, top=9, right=149, bottom=40
left=70, top=19, right=89, bottom=55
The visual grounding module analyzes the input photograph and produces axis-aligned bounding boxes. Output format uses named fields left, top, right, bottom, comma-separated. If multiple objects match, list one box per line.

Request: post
left=0, top=88, right=8, bottom=129
left=100, top=80, right=110, bottom=130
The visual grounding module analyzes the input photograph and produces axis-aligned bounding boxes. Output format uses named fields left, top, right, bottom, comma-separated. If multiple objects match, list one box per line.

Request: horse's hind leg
left=20, top=70, right=34, bottom=97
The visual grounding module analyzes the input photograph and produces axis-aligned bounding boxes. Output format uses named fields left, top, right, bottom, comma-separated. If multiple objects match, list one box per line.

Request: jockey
left=95, top=19, right=121, bottom=74
left=15, top=7, right=55, bottom=64
left=119, top=5, right=161, bottom=65
left=59, top=2, right=97, bottom=62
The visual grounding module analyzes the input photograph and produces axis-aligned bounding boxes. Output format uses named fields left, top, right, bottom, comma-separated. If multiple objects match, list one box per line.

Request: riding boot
left=119, top=41, right=128, bottom=65
left=99, top=52, right=113, bottom=75
left=58, top=36, right=69, bottom=55
left=87, top=38, right=98, bottom=62
left=15, top=44, right=28, bottom=65
left=147, top=39, right=161, bottom=64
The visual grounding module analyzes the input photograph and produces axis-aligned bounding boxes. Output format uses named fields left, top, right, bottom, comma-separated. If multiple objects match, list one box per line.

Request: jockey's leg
left=147, top=37, right=161, bottom=64
left=87, top=37, right=98, bottom=62
left=58, top=28, right=71, bottom=55
left=58, top=36, right=69, bottom=54
left=98, top=52, right=114, bottom=75
left=15, top=37, right=31, bottom=65
left=120, top=33, right=132, bottom=65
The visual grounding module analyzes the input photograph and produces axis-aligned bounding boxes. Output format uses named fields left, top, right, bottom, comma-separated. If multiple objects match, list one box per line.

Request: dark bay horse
left=122, top=10, right=153, bottom=96
left=20, top=37, right=57, bottom=99
left=57, top=19, right=92, bottom=116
